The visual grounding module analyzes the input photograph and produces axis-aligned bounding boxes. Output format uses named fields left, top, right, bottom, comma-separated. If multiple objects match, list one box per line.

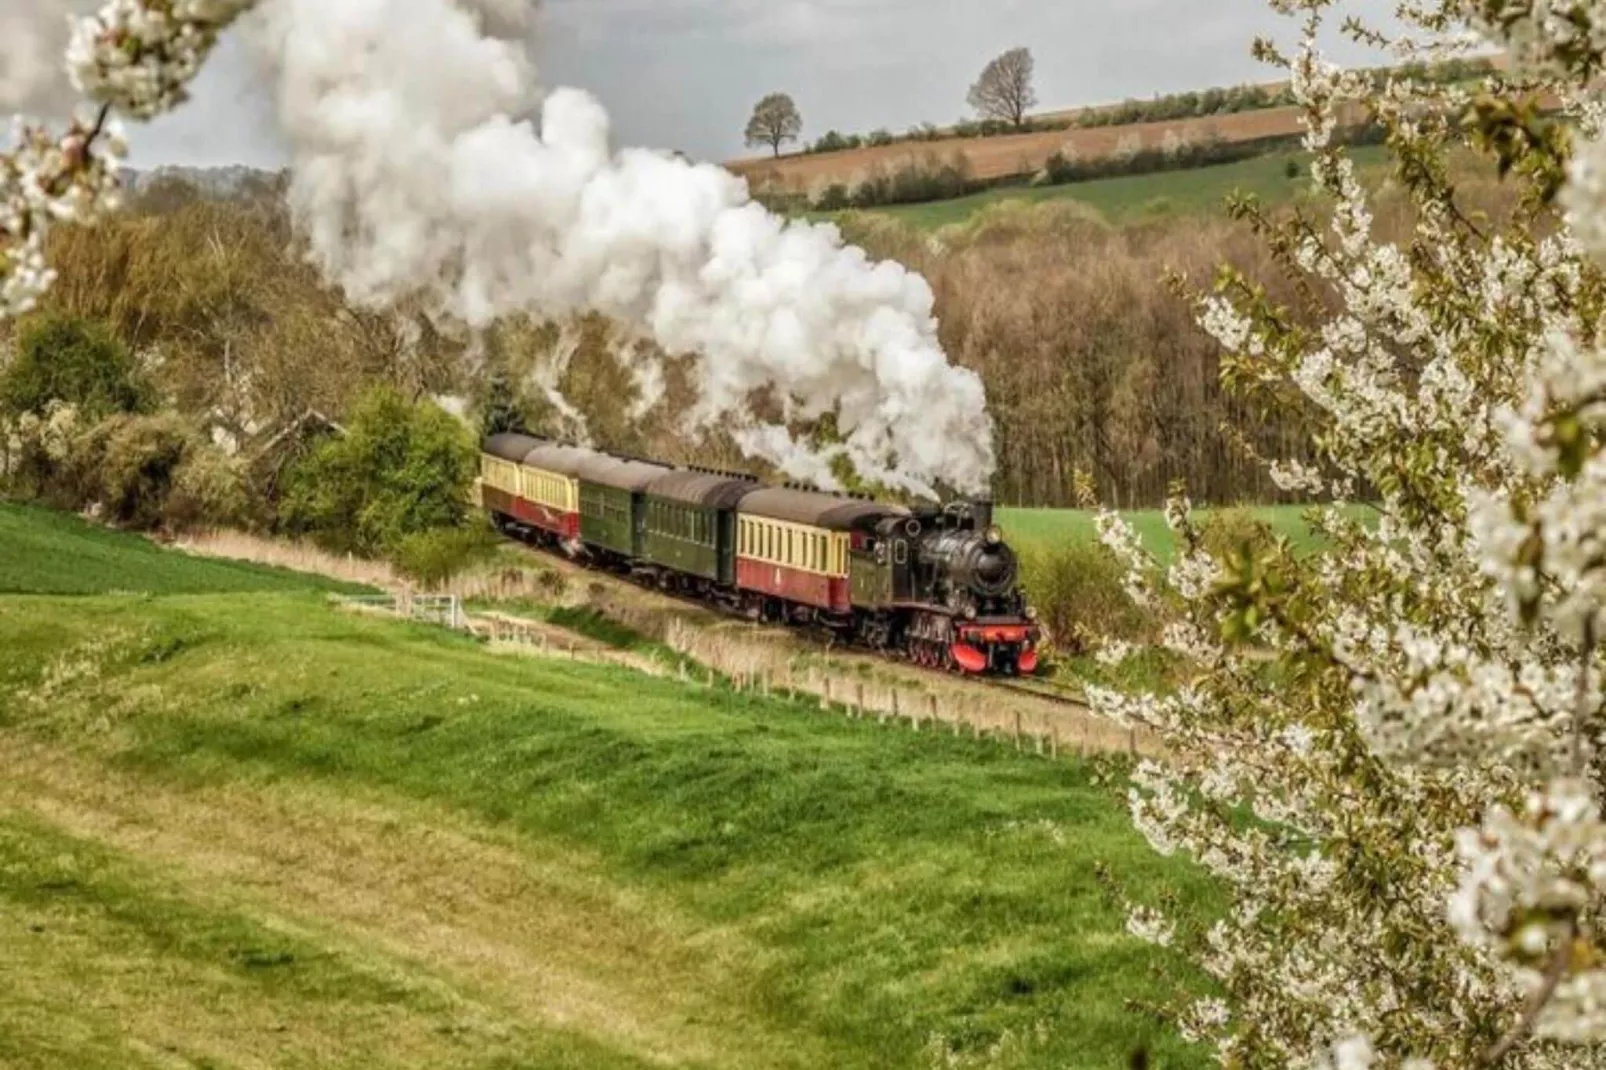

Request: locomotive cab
left=856, top=498, right=1041, bottom=675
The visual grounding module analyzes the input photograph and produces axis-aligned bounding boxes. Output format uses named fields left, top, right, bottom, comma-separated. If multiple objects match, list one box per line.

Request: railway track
left=500, top=534, right=1093, bottom=714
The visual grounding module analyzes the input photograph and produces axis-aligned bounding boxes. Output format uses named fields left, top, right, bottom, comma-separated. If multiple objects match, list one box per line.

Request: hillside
left=728, top=103, right=1319, bottom=197
left=0, top=503, right=364, bottom=596
left=0, top=505, right=1217, bottom=1069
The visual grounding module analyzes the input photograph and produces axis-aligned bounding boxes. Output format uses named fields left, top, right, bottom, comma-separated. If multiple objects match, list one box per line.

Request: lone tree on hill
left=744, top=93, right=803, bottom=157
left=968, top=47, right=1037, bottom=129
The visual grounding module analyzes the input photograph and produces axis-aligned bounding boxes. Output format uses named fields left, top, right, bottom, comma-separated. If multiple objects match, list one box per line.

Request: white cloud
left=16, top=0, right=1405, bottom=168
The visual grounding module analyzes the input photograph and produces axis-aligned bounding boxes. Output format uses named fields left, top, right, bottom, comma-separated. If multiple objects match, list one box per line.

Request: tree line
left=745, top=51, right=1498, bottom=160
left=0, top=169, right=1475, bottom=520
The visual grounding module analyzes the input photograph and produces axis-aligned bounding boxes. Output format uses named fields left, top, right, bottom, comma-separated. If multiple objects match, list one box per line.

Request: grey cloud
left=21, top=0, right=1404, bottom=169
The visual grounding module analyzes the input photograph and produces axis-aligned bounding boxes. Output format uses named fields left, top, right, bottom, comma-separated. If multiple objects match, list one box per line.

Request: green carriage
left=575, top=455, right=672, bottom=559
left=640, top=471, right=758, bottom=585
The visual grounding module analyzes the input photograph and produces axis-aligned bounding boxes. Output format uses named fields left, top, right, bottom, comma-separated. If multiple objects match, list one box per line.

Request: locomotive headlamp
left=964, top=605, right=978, bottom=620
left=1025, top=605, right=1038, bottom=621
left=984, top=525, right=1003, bottom=546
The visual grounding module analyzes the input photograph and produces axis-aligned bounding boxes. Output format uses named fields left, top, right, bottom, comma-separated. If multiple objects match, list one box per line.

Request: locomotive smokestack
left=972, top=499, right=995, bottom=533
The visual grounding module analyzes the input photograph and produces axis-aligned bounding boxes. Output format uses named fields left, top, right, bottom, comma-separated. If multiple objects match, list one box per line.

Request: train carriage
left=480, top=433, right=544, bottom=522
left=575, top=455, right=671, bottom=559
left=736, top=488, right=906, bottom=616
left=641, top=471, right=758, bottom=585
left=516, top=443, right=593, bottom=541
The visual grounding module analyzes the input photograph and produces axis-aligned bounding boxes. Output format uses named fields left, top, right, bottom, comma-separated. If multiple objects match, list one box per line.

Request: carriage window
left=894, top=541, right=907, bottom=564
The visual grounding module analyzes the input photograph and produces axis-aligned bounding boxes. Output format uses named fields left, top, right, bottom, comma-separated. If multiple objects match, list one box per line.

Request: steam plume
left=245, top=0, right=995, bottom=495
left=0, top=1, right=93, bottom=118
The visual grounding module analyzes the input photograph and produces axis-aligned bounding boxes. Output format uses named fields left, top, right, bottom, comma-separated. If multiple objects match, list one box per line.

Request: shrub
left=810, top=130, right=850, bottom=154
left=1044, top=150, right=1079, bottom=185
left=280, top=385, right=476, bottom=556
left=0, top=315, right=154, bottom=422
left=1198, top=506, right=1278, bottom=562
left=867, top=128, right=895, bottom=147
left=66, top=411, right=248, bottom=532
left=166, top=444, right=252, bottom=532
left=391, top=522, right=501, bottom=588
left=1017, top=541, right=1152, bottom=657
left=812, top=183, right=852, bottom=212
left=0, top=401, right=81, bottom=501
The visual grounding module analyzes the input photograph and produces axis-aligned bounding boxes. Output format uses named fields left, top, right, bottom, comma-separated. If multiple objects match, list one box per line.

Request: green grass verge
left=0, top=811, right=645, bottom=1070
left=0, top=586, right=1218, bottom=1070
left=0, top=502, right=366, bottom=596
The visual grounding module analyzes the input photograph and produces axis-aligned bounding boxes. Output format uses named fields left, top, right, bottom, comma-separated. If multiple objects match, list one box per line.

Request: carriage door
left=891, top=538, right=913, bottom=601
left=631, top=494, right=648, bottom=558
left=717, top=511, right=736, bottom=586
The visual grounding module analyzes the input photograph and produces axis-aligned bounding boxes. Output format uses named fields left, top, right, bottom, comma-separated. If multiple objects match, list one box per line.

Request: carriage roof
left=644, top=470, right=760, bottom=511
left=521, top=443, right=600, bottom=478
left=737, top=487, right=907, bottom=532
left=482, top=433, right=545, bottom=463
left=574, top=455, right=673, bottom=494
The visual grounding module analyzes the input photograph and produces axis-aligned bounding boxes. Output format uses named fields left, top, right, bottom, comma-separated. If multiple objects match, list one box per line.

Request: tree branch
left=1481, top=918, right=1576, bottom=1067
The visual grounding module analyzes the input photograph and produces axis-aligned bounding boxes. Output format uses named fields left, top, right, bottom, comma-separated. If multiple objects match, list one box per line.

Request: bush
left=810, top=130, right=851, bottom=154
left=868, top=129, right=895, bottom=147
left=89, top=413, right=193, bottom=529
left=166, top=444, right=252, bottom=532
left=1198, top=507, right=1278, bottom=562
left=1018, top=541, right=1152, bottom=658
left=0, top=315, right=154, bottom=422
left=391, top=522, right=501, bottom=588
left=838, top=155, right=978, bottom=211
left=66, top=412, right=249, bottom=532
left=280, top=385, right=477, bottom=556
left=813, top=183, right=852, bottom=212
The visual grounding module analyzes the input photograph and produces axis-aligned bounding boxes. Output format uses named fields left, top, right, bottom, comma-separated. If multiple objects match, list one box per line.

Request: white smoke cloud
left=0, top=0, right=94, bottom=119
left=245, top=0, right=995, bottom=495
left=528, top=321, right=593, bottom=444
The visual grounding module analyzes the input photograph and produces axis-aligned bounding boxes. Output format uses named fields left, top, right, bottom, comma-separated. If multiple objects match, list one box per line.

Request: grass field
left=0, top=505, right=1217, bottom=1069
left=998, top=503, right=1333, bottom=561
left=857, top=145, right=1391, bottom=230
left=0, top=502, right=366, bottom=596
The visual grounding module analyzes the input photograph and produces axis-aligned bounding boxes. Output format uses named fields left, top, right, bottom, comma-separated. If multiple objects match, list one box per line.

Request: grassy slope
left=847, top=145, right=1391, bottom=230
left=0, top=502, right=365, bottom=596
left=0, top=505, right=1217, bottom=1069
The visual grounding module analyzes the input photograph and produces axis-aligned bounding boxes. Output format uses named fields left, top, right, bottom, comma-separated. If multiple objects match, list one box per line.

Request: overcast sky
left=124, top=0, right=1403, bottom=169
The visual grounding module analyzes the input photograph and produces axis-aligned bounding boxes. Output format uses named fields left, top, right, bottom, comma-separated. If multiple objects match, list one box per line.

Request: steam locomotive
left=478, top=433, right=1041, bottom=675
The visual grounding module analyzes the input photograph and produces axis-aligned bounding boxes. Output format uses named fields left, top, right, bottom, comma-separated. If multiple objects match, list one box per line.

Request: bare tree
left=967, top=48, right=1038, bottom=129
left=744, top=93, right=803, bottom=157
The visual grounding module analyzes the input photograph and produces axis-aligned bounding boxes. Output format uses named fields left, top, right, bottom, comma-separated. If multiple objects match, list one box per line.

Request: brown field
left=727, top=105, right=1320, bottom=196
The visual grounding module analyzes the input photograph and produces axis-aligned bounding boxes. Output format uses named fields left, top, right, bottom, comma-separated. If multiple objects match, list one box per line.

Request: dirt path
left=0, top=736, right=831, bottom=1070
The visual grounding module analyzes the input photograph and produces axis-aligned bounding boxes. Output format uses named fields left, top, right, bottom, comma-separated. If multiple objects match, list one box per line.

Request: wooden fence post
left=1014, top=711, right=1023, bottom=751
left=1051, top=725, right=1060, bottom=760
left=855, top=682, right=865, bottom=720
